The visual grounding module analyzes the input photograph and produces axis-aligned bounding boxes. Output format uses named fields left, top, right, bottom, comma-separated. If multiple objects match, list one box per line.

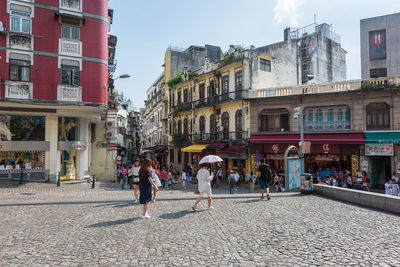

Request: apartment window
left=235, top=71, right=242, bottom=90
left=9, top=59, right=30, bottom=81
left=61, top=25, right=80, bottom=40
left=305, top=106, right=351, bottom=130
left=366, top=103, right=390, bottom=130
left=199, top=83, right=205, bottom=100
left=177, top=91, right=181, bottom=105
left=259, top=109, right=289, bottom=132
left=221, top=112, right=229, bottom=140
left=183, top=88, right=188, bottom=103
left=177, top=120, right=182, bottom=135
left=370, top=68, right=387, bottom=78
left=221, top=75, right=229, bottom=101
left=260, top=58, right=271, bottom=72
left=199, top=116, right=205, bottom=134
left=10, top=11, right=31, bottom=34
left=61, top=65, right=80, bottom=86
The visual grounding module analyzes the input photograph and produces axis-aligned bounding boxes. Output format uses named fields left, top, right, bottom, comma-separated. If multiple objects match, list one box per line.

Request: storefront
left=216, top=144, right=249, bottom=177
left=363, top=131, right=400, bottom=187
left=0, top=141, right=49, bottom=181
left=249, top=133, right=365, bottom=175
left=58, top=141, right=87, bottom=180
left=181, top=144, right=209, bottom=169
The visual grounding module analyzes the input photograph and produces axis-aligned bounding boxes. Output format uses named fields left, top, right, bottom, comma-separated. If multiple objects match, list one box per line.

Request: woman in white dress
left=192, top=164, right=214, bottom=211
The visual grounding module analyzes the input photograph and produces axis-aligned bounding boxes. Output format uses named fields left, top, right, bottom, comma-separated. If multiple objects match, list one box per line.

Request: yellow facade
left=168, top=58, right=251, bottom=172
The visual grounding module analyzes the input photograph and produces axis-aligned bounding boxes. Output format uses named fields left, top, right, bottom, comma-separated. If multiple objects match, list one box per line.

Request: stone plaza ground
left=0, top=181, right=399, bottom=267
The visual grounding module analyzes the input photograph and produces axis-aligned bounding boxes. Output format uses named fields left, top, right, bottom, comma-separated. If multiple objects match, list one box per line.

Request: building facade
left=142, top=73, right=167, bottom=165
left=248, top=76, right=400, bottom=187
left=0, top=0, right=109, bottom=181
left=361, top=12, right=400, bottom=79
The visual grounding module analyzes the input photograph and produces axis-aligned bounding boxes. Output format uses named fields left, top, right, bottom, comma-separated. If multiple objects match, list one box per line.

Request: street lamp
left=114, top=74, right=131, bottom=81
left=294, top=106, right=305, bottom=173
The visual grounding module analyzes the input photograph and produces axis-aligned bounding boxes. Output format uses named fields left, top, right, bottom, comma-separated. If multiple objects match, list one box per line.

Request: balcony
left=60, top=0, right=81, bottom=12
left=171, top=133, right=191, bottom=144
left=192, top=90, right=248, bottom=109
left=191, top=131, right=248, bottom=143
left=5, top=81, right=33, bottom=99
left=59, top=39, right=82, bottom=57
left=57, top=84, right=82, bottom=102
left=8, top=33, right=32, bottom=50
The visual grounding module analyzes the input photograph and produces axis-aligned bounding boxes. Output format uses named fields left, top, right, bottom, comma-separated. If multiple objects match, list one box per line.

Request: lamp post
left=294, top=106, right=305, bottom=173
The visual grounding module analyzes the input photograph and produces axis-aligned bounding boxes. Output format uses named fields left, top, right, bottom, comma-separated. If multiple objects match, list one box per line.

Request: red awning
left=218, top=144, right=246, bottom=154
left=206, top=142, right=229, bottom=149
left=250, top=133, right=366, bottom=144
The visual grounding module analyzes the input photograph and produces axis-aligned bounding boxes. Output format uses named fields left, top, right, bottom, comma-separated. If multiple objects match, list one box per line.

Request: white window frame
left=59, top=0, right=82, bottom=13
left=10, top=10, right=31, bottom=34
left=61, top=24, right=80, bottom=41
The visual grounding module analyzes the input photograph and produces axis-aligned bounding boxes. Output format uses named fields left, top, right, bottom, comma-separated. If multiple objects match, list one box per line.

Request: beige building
left=248, top=76, right=400, bottom=186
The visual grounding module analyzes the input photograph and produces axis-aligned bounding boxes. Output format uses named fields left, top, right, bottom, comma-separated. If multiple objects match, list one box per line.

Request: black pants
left=161, top=180, right=166, bottom=188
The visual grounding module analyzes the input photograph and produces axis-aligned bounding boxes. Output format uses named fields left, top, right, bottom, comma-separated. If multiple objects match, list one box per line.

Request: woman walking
left=192, top=163, right=214, bottom=211
left=139, top=158, right=158, bottom=219
left=131, top=159, right=141, bottom=203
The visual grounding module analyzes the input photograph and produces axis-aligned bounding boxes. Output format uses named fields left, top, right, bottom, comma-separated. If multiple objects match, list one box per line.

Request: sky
left=108, top=0, right=400, bottom=110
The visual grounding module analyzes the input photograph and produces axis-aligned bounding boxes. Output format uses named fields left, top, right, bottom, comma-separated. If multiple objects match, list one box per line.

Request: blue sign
left=288, top=159, right=301, bottom=190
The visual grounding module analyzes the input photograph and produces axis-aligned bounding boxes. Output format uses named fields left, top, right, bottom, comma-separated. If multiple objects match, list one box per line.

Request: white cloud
left=274, top=0, right=305, bottom=27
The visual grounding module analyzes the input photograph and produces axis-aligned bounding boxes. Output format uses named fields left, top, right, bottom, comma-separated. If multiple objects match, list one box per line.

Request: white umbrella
left=199, top=155, right=223, bottom=165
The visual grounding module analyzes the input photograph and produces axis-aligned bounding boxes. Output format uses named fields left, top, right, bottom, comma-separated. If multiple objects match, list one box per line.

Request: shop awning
left=364, top=131, right=400, bottom=144
left=206, top=142, right=228, bottom=149
left=181, top=144, right=208, bottom=153
left=250, top=133, right=366, bottom=144
left=218, top=144, right=246, bottom=154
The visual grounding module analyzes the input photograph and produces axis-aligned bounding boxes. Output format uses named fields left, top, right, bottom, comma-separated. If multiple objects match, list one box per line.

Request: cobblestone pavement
left=0, top=181, right=399, bottom=266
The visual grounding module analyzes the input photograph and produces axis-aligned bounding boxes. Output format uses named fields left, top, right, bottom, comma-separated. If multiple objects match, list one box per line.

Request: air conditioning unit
left=106, top=130, right=116, bottom=139
left=218, top=126, right=224, bottom=131
left=106, top=120, right=116, bottom=128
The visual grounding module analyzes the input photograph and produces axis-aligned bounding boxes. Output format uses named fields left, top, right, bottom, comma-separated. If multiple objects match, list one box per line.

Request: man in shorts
left=255, top=158, right=271, bottom=200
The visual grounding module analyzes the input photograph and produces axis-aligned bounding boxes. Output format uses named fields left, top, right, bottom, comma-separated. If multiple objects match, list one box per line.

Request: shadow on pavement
left=87, top=217, right=140, bottom=228
left=0, top=193, right=303, bottom=207
left=159, top=209, right=205, bottom=220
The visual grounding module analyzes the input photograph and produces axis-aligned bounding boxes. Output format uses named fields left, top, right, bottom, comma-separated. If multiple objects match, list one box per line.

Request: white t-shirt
left=182, top=172, right=186, bottom=180
left=132, top=166, right=140, bottom=176
left=197, top=168, right=212, bottom=194
left=217, top=170, right=222, bottom=177
left=385, top=183, right=393, bottom=195
left=234, top=173, right=240, bottom=182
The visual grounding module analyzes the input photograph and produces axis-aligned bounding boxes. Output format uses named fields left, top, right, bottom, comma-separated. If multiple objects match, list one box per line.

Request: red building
left=0, top=0, right=109, bottom=182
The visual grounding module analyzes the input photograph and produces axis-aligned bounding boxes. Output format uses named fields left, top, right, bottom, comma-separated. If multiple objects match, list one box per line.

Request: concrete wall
left=361, top=12, right=400, bottom=79
left=251, top=32, right=346, bottom=90
left=313, top=184, right=400, bottom=215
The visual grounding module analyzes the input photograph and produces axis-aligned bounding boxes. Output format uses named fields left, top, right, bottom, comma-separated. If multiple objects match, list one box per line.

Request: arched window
left=259, top=109, right=289, bottom=132
left=221, top=112, right=229, bottom=140
left=183, top=118, right=189, bottom=140
left=366, top=103, right=390, bottom=130
left=235, top=110, right=243, bottom=140
left=210, top=114, right=216, bottom=140
left=177, top=120, right=182, bottom=135
left=199, top=116, right=205, bottom=134
left=199, top=83, right=205, bottom=101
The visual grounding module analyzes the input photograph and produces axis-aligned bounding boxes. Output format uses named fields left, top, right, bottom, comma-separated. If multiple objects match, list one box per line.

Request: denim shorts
left=259, top=180, right=269, bottom=189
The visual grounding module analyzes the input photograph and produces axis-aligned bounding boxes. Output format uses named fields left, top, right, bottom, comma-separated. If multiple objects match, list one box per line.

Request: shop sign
left=288, top=159, right=301, bottom=190
left=58, top=141, right=87, bottom=151
left=365, top=144, right=393, bottom=156
left=0, top=141, right=50, bottom=152
left=360, top=160, right=368, bottom=172
left=322, top=144, right=330, bottom=153
left=116, top=155, right=122, bottom=161
left=311, top=144, right=340, bottom=154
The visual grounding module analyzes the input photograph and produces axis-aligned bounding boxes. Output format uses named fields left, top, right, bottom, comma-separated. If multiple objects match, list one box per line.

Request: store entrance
left=60, top=150, right=76, bottom=180
left=370, top=156, right=391, bottom=187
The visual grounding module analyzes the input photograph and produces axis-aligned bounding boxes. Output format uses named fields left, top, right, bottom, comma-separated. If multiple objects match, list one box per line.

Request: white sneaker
left=141, top=214, right=151, bottom=219
left=208, top=206, right=215, bottom=210
left=134, top=199, right=139, bottom=204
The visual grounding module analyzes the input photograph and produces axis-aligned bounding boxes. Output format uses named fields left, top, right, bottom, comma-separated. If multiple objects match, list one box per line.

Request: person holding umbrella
left=191, top=155, right=222, bottom=211
left=192, top=163, right=214, bottom=211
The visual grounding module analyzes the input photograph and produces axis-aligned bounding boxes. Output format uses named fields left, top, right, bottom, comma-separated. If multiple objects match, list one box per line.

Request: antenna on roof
left=314, top=14, right=317, bottom=24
